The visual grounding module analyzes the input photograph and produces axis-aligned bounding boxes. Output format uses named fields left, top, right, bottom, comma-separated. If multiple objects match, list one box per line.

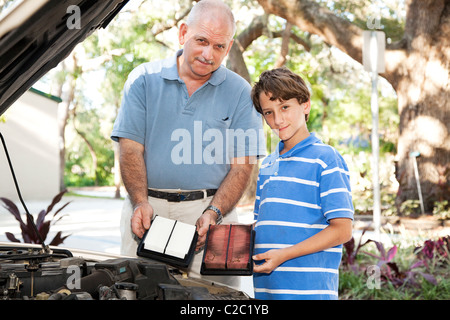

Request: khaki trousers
left=119, top=190, right=241, bottom=290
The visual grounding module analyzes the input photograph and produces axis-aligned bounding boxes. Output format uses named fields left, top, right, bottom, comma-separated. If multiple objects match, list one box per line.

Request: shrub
left=0, top=190, right=71, bottom=246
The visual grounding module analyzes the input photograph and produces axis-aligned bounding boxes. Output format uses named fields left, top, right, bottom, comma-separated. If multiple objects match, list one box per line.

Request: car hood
left=0, top=0, right=129, bottom=116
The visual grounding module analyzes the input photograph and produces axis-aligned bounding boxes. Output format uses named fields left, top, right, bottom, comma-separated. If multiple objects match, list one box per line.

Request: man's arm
left=195, top=156, right=255, bottom=250
left=119, top=138, right=153, bottom=238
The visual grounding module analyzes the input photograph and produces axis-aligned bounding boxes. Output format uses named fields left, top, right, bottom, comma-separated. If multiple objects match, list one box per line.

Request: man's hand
left=131, top=202, right=154, bottom=239
left=195, top=210, right=217, bottom=251
left=194, top=156, right=255, bottom=251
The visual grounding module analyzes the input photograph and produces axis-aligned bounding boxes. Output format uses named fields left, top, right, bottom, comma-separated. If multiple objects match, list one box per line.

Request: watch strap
left=203, top=205, right=223, bottom=224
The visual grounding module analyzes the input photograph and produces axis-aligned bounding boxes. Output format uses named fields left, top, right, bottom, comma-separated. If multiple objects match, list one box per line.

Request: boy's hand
left=253, top=249, right=286, bottom=274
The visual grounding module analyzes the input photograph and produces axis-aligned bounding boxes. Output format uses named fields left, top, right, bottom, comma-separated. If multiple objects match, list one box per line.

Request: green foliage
left=399, top=199, right=421, bottom=216
left=51, top=0, right=401, bottom=200
left=433, top=201, right=450, bottom=220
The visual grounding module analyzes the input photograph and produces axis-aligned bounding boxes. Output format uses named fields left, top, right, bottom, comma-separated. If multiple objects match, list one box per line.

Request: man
left=111, top=0, right=265, bottom=288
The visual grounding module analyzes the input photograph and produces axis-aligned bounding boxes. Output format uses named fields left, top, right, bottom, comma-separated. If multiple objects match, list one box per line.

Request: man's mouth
left=196, top=57, right=213, bottom=65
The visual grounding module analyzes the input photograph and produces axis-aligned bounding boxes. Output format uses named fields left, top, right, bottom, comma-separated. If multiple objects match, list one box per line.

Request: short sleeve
left=111, top=66, right=147, bottom=145
left=227, top=84, right=266, bottom=160
left=320, top=155, right=354, bottom=222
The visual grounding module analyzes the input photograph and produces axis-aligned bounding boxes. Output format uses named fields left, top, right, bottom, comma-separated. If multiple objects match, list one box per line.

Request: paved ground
left=0, top=189, right=255, bottom=254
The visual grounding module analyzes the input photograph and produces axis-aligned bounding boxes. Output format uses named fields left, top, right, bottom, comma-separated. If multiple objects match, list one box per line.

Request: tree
left=257, top=0, right=450, bottom=211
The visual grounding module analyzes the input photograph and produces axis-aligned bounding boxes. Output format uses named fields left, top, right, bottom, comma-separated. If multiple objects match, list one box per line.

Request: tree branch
left=227, top=14, right=311, bottom=82
left=274, top=21, right=292, bottom=68
left=256, top=0, right=411, bottom=89
left=257, top=0, right=363, bottom=63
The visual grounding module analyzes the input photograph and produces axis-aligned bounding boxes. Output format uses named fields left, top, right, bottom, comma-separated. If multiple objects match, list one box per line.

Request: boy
left=251, top=67, right=354, bottom=300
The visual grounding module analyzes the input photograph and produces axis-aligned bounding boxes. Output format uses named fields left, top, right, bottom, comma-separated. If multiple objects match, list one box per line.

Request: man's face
left=178, top=15, right=234, bottom=79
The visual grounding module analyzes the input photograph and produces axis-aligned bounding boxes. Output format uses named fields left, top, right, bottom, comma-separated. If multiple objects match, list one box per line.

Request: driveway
left=0, top=191, right=124, bottom=254
left=0, top=188, right=255, bottom=254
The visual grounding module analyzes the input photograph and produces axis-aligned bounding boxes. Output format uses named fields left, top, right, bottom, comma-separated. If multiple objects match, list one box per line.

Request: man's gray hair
left=186, top=0, right=236, bottom=37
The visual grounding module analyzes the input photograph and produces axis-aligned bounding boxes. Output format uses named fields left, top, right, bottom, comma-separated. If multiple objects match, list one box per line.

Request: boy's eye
left=282, top=105, right=289, bottom=110
left=263, top=111, right=272, bottom=116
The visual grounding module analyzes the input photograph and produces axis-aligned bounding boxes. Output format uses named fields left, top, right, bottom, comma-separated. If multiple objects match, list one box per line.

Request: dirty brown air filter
left=201, top=224, right=254, bottom=275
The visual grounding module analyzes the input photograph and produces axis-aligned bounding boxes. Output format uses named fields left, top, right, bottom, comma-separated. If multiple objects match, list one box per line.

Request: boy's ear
left=303, top=100, right=311, bottom=114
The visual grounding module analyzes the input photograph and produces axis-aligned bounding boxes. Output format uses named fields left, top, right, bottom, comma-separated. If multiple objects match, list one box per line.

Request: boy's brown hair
left=251, top=67, right=311, bottom=121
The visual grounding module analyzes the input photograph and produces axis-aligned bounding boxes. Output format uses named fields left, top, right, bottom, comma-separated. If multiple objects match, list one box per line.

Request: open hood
left=0, top=0, right=129, bottom=116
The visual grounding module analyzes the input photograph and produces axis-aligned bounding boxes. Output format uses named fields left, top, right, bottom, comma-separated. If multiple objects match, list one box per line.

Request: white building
left=0, top=88, right=61, bottom=202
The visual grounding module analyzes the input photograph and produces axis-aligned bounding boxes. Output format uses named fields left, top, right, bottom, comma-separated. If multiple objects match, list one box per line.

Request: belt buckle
left=167, top=192, right=185, bottom=202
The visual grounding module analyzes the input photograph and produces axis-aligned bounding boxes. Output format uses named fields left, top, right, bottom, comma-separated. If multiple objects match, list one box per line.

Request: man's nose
left=202, top=45, right=213, bottom=61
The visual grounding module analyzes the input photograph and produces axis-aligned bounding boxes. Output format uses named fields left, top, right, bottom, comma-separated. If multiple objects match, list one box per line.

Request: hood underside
left=0, top=0, right=129, bottom=116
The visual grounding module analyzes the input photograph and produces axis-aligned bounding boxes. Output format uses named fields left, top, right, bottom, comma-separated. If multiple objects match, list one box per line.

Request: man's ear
left=225, top=39, right=234, bottom=56
left=178, top=22, right=188, bottom=45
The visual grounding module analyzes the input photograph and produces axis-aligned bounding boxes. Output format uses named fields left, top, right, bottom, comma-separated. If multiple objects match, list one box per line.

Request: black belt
left=147, top=189, right=217, bottom=202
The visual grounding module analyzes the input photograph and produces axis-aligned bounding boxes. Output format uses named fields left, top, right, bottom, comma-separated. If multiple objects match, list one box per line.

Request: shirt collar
left=161, top=49, right=226, bottom=86
left=277, top=132, right=320, bottom=157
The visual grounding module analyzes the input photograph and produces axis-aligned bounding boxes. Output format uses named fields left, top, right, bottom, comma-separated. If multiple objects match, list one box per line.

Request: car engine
left=0, top=246, right=250, bottom=300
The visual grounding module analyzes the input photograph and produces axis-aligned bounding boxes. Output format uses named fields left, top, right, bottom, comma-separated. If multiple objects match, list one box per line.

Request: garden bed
left=339, top=226, right=450, bottom=300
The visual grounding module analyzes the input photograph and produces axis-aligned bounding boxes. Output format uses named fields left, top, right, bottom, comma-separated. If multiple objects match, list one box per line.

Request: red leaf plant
left=1, top=190, right=71, bottom=246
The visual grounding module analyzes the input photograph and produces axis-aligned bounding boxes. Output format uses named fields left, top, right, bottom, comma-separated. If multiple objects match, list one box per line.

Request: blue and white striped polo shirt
left=253, top=133, right=354, bottom=300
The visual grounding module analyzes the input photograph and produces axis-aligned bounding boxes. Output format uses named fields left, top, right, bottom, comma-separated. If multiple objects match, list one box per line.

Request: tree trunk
left=56, top=56, right=77, bottom=192
left=257, top=0, right=450, bottom=212
left=394, top=0, right=450, bottom=210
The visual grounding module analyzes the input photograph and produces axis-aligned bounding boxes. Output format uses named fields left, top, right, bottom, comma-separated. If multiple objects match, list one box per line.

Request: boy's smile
left=259, top=92, right=311, bottom=153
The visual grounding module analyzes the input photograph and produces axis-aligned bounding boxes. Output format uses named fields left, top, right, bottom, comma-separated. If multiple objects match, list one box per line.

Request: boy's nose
left=273, top=111, right=284, bottom=127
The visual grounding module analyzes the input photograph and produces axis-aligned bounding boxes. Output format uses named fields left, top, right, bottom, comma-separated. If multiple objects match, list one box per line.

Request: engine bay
left=0, top=245, right=250, bottom=300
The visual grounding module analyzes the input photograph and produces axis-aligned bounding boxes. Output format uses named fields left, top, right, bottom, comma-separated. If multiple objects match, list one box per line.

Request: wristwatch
left=203, top=205, right=223, bottom=225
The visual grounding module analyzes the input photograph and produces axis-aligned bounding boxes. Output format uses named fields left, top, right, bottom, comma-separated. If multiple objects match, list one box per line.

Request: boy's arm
left=253, top=218, right=352, bottom=274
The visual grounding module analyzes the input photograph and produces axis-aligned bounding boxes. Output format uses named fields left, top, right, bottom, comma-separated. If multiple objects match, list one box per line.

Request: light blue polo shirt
left=111, top=50, right=266, bottom=190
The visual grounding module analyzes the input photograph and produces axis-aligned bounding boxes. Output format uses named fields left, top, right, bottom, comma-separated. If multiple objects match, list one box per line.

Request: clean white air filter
left=137, top=216, right=198, bottom=268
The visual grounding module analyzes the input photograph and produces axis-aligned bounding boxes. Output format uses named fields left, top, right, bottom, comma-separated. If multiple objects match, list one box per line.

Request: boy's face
left=259, top=91, right=311, bottom=148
